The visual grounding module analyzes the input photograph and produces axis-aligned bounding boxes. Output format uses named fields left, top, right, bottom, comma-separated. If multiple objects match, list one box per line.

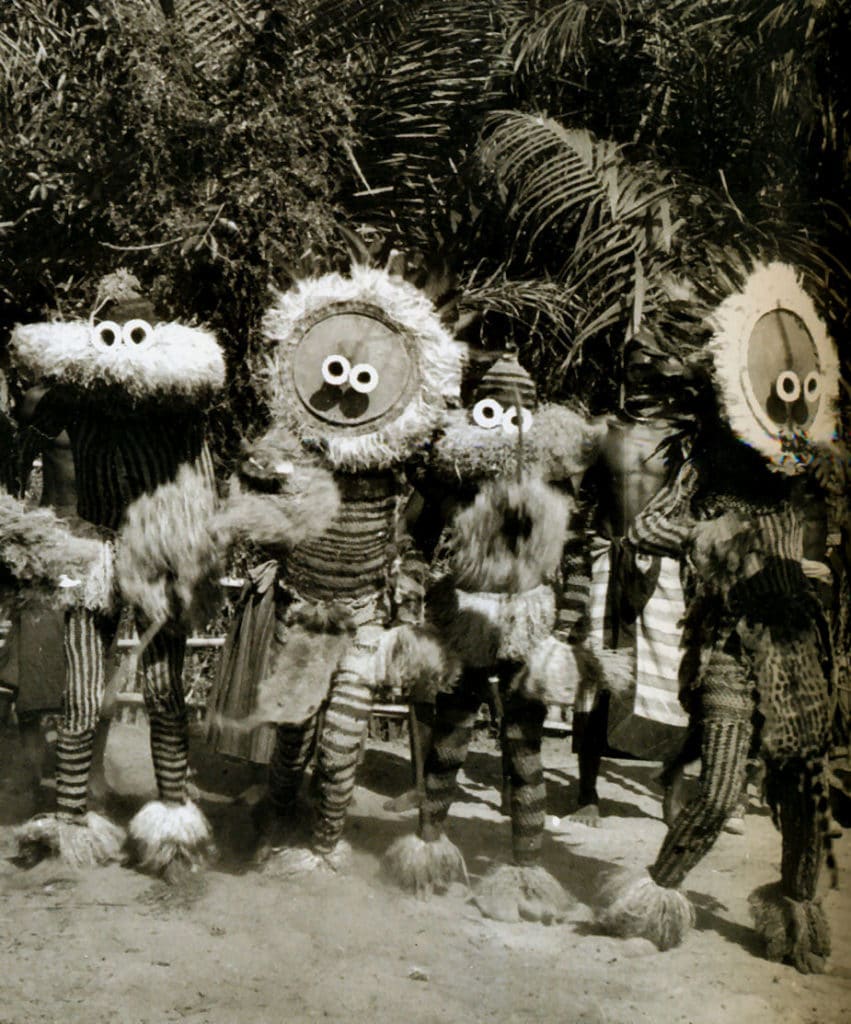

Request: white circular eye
left=776, top=370, right=801, bottom=403
left=321, top=354, right=351, bottom=387
left=501, top=405, right=534, bottom=436
left=803, top=371, right=821, bottom=401
left=122, top=318, right=154, bottom=349
left=472, top=397, right=503, bottom=429
left=349, top=363, right=379, bottom=394
left=91, top=320, right=122, bottom=350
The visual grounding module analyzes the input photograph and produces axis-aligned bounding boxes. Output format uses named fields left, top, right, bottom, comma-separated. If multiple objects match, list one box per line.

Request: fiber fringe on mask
left=260, top=265, right=465, bottom=470
left=706, top=261, right=840, bottom=472
left=11, top=321, right=225, bottom=403
left=431, top=404, right=603, bottom=484
left=473, top=864, right=573, bottom=924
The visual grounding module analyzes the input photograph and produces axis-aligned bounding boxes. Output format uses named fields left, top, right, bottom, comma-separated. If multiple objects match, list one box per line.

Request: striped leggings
left=419, top=663, right=547, bottom=865
left=268, top=625, right=381, bottom=855
left=57, top=607, right=189, bottom=814
left=651, top=649, right=825, bottom=903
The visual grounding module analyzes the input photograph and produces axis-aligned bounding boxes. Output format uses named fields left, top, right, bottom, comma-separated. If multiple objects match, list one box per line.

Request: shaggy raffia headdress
left=10, top=270, right=225, bottom=403
left=260, top=265, right=465, bottom=470
left=706, top=261, right=840, bottom=475
left=432, top=351, right=603, bottom=483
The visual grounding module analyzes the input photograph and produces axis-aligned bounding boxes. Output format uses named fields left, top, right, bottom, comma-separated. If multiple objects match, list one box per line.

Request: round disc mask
left=291, top=307, right=415, bottom=432
left=746, top=309, right=822, bottom=433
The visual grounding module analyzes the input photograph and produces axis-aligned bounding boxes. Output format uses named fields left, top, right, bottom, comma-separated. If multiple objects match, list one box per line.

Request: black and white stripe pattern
left=651, top=716, right=752, bottom=888
left=312, top=630, right=379, bottom=855
left=269, top=718, right=319, bottom=813
left=56, top=610, right=193, bottom=811
left=420, top=665, right=548, bottom=865
left=69, top=411, right=208, bottom=529
left=287, top=470, right=399, bottom=605
left=141, top=628, right=189, bottom=804
left=62, top=608, right=112, bottom=733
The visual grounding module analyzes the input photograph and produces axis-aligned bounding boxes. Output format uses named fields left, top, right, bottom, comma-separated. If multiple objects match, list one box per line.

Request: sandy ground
left=1, top=718, right=849, bottom=1024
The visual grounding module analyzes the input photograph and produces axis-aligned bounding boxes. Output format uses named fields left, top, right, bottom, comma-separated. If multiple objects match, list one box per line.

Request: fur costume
left=204, top=265, right=465, bottom=871
left=383, top=354, right=597, bottom=922
left=595, top=262, right=843, bottom=972
left=9, top=270, right=224, bottom=875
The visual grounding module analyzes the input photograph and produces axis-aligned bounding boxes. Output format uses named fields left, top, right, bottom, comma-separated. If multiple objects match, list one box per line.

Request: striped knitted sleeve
left=628, top=457, right=698, bottom=557
left=555, top=487, right=594, bottom=643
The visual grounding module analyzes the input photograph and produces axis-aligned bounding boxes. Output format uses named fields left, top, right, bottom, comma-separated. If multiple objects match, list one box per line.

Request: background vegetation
left=1, top=0, right=848, bottom=456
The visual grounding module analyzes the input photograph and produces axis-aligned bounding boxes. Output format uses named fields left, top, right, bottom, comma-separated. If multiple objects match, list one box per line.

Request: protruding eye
left=321, top=354, right=351, bottom=387
left=776, top=370, right=801, bottom=403
left=122, top=318, right=154, bottom=348
left=501, top=405, right=534, bottom=436
left=349, top=363, right=379, bottom=394
left=803, top=371, right=821, bottom=402
left=472, top=398, right=503, bottom=429
left=91, top=320, right=122, bottom=349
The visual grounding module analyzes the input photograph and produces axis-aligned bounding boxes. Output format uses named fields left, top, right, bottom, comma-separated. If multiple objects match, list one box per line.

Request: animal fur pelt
left=13, top=811, right=127, bottom=868
left=511, top=636, right=580, bottom=707
left=595, top=871, right=695, bottom=950
left=261, top=265, right=465, bottom=471
left=377, top=624, right=459, bottom=701
left=580, top=642, right=637, bottom=699
left=246, top=624, right=351, bottom=727
left=448, top=477, right=571, bottom=593
left=748, top=882, right=831, bottom=974
left=215, top=429, right=341, bottom=552
left=10, top=321, right=225, bottom=403
left=127, top=800, right=215, bottom=881
left=0, top=493, right=110, bottom=609
left=473, top=864, right=573, bottom=924
left=115, top=456, right=221, bottom=630
left=690, top=511, right=756, bottom=583
left=427, top=581, right=557, bottom=668
left=431, top=404, right=603, bottom=485
left=382, top=833, right=469, bottom=897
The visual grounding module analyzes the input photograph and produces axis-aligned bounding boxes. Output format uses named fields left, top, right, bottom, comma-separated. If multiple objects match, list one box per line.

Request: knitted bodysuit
left=54, top=405, right=217, bottom=814
left=10, top=278, right=223, bottom=872
left=267, top=467, right=420, bottom=855
left=207, top=267, right=465, bottom=868
left=383, top=355, right=600, bottom=920
left=597, top=263, right=842, bottom=972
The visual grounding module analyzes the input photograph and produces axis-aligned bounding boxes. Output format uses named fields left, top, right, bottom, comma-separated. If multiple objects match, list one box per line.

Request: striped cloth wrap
left=579, top=533, right=689, bottom=758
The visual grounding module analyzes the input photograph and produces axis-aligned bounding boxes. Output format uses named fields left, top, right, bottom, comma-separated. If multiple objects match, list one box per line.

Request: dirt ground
left=1, top=718, right=849, bottom=1024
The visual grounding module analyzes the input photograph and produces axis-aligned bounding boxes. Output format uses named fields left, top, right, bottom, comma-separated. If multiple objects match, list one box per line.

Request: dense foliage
left=1, top=0, right=848, bottom=438
left=0, top=1, right=356, bottom=454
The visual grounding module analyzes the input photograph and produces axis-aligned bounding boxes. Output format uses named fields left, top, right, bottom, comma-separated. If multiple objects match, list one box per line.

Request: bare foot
left=383, top=789, right=422, bottom=814
left=564, top=803, right=601, bottom=828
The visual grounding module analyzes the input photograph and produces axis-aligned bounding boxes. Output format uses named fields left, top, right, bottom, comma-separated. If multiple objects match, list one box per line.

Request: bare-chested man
left=562, top=346, right=692, bottom=828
